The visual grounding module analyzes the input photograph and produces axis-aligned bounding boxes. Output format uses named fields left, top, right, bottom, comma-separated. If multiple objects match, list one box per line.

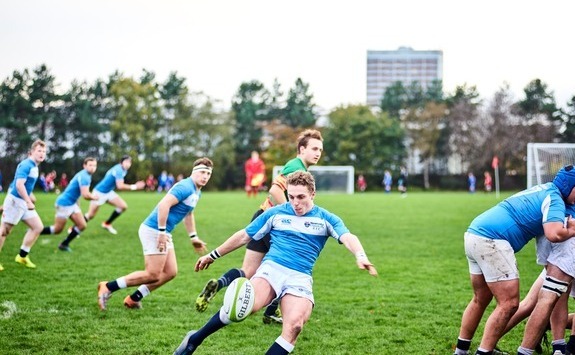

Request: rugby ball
left=251, top=173, right=265, bottom=186
left=222, top=277, right=255, bottom=322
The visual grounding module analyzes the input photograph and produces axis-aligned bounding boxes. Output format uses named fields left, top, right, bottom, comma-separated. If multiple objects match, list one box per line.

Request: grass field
left=0, top=190, right=556, bottom=354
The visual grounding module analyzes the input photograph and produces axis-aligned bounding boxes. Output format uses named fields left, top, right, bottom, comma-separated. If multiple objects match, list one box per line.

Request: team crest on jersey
left=304, top=221, right=324, bottom=231
left=280, top=218, right=291, bottom=225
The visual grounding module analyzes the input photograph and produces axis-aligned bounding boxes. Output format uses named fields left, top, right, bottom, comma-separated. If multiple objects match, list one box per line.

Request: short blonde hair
left=30, top=139, right=46, bottom=151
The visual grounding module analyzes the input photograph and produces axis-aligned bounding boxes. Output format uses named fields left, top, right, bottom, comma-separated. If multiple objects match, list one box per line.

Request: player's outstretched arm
left=195, top=229, right=251, bottom=271
left=116, top=179, right=146, bottom=191
left=340, top=233, right=378, bottom=276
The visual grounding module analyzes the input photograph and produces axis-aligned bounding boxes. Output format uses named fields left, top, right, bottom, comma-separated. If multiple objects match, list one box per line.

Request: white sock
left=117, top=277, right=128, bottom=289
left=517, top=346, right=534, bottom=355
left=137, top=285, right=150, bottom=298
left=275, top=336, right=294, bottom=353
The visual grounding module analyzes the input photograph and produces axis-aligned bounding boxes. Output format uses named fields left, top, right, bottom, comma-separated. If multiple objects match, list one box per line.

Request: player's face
left=299, top=138, right=323, bottom=167
left=287, top=184, right=315, bottom=216
left=30, top=145, right=46, bottom=163
left=192, top=169, right=212, bottom=188
left=84, top=161, right=97, bottom=174
left=121, top=159, right=132, bottom=170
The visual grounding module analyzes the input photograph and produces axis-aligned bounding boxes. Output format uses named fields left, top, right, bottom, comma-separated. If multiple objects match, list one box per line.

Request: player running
left=39, top=157, right=99, bottom=252
left=195, top=129, right=323, bottom=324
left=0, top=139, right=47, bottom=270
left=83, top=155, right=145, bottom=235
left=97, top=158, right=212, bottom=310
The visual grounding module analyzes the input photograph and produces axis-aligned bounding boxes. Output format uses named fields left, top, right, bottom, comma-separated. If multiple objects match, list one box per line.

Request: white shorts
left=253, top=260, right=315, bottom=305
left=464, top=232, right=519, bottom=282
left=547, top=237, right=575, bottom=279
left=1, top=194, right=39, bottom=225
left=138, top=224, right=174, bottom=255
left=91, top=190, right=119, bottom=206
left=536, top=236, right=552, bottom=266
left=55, top=204, right=82, bottom=219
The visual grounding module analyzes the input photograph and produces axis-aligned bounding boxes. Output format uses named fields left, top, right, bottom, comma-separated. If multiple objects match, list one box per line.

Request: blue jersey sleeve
left=10, top=159, right=39, bottom=198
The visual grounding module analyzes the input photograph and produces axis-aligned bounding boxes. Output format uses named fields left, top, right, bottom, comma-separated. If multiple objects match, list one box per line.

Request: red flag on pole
left=491, top=156, right=499, bottom=169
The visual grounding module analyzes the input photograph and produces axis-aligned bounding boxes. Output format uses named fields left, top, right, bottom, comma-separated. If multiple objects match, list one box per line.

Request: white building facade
left=366, top=47, right=443, bottom=107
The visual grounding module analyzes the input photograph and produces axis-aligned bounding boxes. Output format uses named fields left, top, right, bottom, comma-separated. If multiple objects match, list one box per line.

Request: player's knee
left=165, top=268, right=177, bottom=281
left=146, top=271, right=161, bottom=283
left=284, top=321, right=304, bottom=337
left=31, top=225, right=44, bottom=234
left=472, top=292, right=493, bottom=307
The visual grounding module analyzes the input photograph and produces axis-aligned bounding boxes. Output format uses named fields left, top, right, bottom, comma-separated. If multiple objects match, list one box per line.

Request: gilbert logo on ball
left=222, top=277, right=255, bottom=322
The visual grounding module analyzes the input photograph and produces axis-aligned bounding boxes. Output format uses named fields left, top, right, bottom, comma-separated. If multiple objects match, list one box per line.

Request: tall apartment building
left=366, top=47, right=443, bottom=107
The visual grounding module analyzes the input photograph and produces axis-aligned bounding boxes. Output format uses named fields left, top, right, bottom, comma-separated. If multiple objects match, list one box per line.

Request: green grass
left=0, top=191, right=553, bottom=354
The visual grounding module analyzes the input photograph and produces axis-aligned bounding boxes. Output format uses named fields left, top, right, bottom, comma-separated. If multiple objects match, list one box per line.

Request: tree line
left=1, top=64, right=574, bottom=190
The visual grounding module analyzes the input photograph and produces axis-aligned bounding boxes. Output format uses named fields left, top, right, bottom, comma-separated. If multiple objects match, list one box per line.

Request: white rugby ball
left=222, top=277, right=255, bottom=322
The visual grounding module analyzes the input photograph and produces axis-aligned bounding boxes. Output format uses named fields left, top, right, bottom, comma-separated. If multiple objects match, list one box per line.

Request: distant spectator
left=357, top=174, right=367, bottom=192
left=45, top=170, right=57, bottom=192
left=166, top=173, right=175, bottom=190
left=157, top=171, right=168, bottom=192
left=398, top=166, right=408, bottom=197
left=468, top=172, right=476, bottom=193
left=484, top=171, right=493, bottom=193
left=59, top=173, right=69, bottom=191
left=244, top=151, right=266, bottom=198
left=145, top=174, right=157, bottom=192
left=382, top=170, right=392, bottom=193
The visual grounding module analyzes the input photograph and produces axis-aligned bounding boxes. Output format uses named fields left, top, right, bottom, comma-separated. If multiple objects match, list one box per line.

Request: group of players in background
left=0, top=144, right=146, bottom=271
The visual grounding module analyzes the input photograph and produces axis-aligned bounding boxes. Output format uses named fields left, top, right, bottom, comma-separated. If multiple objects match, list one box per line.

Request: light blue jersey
left=246, top=203, right=350, bottom=275
left=143, top=178, right=200, bottom=232
left=9, top=158, right=39, bottom=199
left=94, top=164, right=127, bottom=193
left=468, top=182, right=567, bottom=252
left=55, top=169, right=92, bottom=207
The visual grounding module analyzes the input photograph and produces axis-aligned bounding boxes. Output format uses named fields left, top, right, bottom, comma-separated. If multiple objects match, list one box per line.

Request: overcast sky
left=1, top=0, right=573, bottom=112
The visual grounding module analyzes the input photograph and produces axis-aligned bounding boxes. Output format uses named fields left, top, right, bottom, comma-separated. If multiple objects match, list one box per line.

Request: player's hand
left=135, top=181, right=146, bottom=190
left=357, top=258, right=378, bottom=276
left=91, top=193, right=99, bottom=201
left=157, top=232, right=168, bottom=253
left=190, top=237, right=208, bottom=255
left=26, top=200, right=35, bottom=210
left=195, top=255, right=214, bottom=272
